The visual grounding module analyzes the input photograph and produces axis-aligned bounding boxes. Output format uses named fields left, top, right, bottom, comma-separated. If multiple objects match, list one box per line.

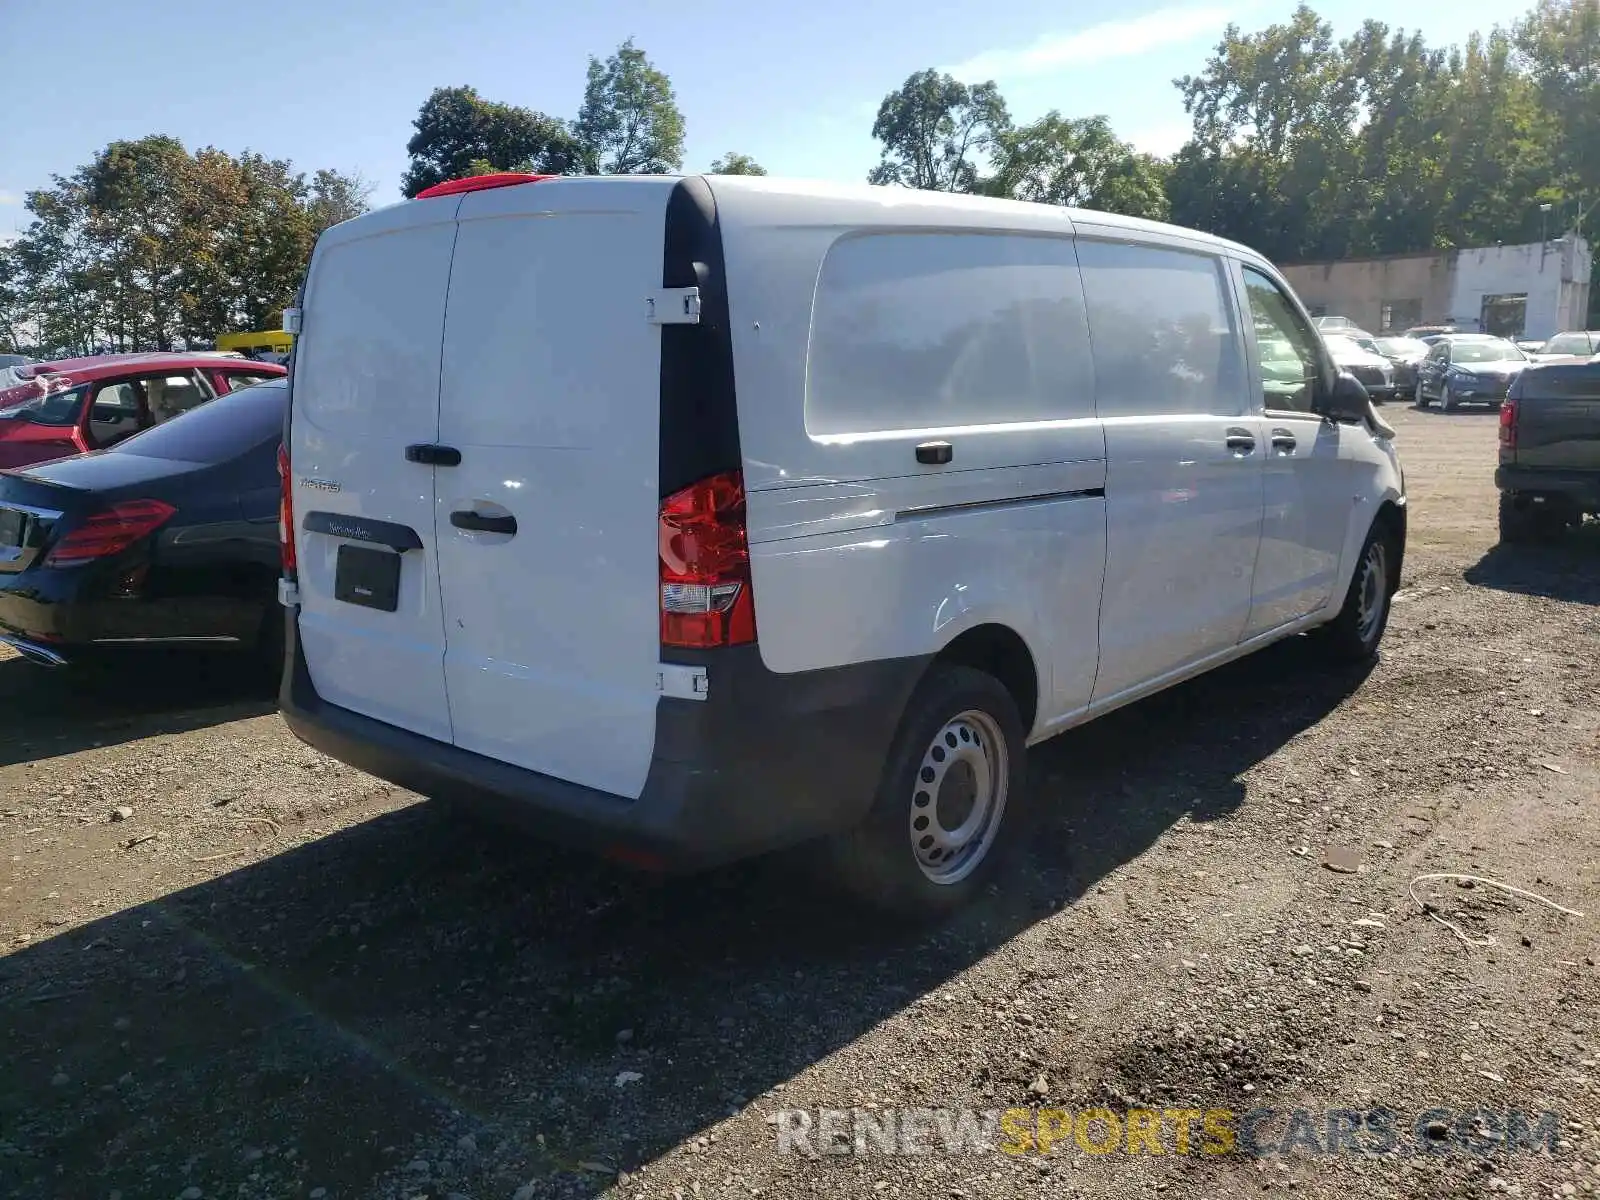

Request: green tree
left=11, top=139, right=368, bottom=356
left=401, top=86, right=580, bottom=197
left=868, top=70, right=1010, bottom=192
left=987, top=113, right=1169, bottom=220
left=308, top=169, right=373, bottom=233
left=1515, top=0, right=1600, bottom=239
left=80, top=135, right=196, bottom=350
left=0, top=242, right=29, bottom=353
left=573, top=39, right=686, bottom=174
left=709, top=152, right=767, bottom=176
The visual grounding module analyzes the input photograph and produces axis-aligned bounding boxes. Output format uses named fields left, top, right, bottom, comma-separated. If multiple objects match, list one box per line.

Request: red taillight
left=413, top=173, right=556, bottom=199
left=44, top=499, right=175, bottom=567
left=1499, top=397, right=1517, bottom=450
left=277, top=442, right=296, bottom=573
left=658, top=470, right=756, bottom=649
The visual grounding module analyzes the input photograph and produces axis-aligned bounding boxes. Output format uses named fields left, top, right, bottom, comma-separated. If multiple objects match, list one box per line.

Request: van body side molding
left=302, top=511, right=424, bottom=552
left=894, top=486, right=1106, bottom=522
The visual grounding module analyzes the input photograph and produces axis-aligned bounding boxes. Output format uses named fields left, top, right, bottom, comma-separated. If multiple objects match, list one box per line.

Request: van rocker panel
left=279, top=614, right=928, bottom=870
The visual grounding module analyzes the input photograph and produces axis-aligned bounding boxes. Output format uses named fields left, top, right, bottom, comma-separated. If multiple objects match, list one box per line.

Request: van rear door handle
left=450, top=511, right=517, bottom=535
left=1224, top=428, right=1256, bottom=455
left=1270, top=429, right=1297, bottom=454
left=406, top=443, right=462, bottom=466
left=915, top=441, right=954, bottom=465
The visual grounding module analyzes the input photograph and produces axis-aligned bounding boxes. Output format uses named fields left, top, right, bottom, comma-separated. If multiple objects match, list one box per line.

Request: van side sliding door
left=1078, top=235, right=1264, bottom=704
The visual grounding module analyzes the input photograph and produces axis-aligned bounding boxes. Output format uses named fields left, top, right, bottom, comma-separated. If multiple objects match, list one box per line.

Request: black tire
left=825, top=663, right=1028, bottom=919
left=1317, top=520, right=1398, bottom=663
left=1413, top=382, right=1427, bottom=409
left=253, top=603, right=287, bottom=691
left=1439, top=381, right=1455, bottom=412
left=1498, top=492, right=1567, bottom=544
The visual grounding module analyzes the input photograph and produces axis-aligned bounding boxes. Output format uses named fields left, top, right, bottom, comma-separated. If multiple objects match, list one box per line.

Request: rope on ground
left=1409, top=873, right=1586, bottom=946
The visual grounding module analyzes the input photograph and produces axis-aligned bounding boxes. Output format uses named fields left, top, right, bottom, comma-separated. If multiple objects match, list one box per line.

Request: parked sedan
left=1530, top=330, right=1600, bottom=363
left=1323, top=334, right=1397, bottom=402
left=0, top=352, right=285, bottom=470
left=1371, top=336, right=1430, bottom=392
left=0, top=378, right=286, bottom=668
left=1413, top=336, right=1530, bottom=410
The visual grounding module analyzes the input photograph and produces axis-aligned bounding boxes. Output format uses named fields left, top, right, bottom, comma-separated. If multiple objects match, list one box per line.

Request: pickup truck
left=1496, top=359, right=1600, bottom=542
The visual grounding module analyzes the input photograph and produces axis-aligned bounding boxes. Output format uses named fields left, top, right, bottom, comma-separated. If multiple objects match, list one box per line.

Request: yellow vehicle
left=213, top=330, right=295, bottom=360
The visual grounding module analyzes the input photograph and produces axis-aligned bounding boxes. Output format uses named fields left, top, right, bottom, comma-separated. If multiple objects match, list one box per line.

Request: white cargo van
left=278, top=172, right=1406, bottom=915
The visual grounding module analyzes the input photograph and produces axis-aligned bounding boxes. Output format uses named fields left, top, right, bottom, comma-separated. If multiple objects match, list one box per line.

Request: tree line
left=3, top=1, right=1594, bottom=358
left=0, top=140, right=370, bottom=358
left=870, top=0, right=1596, bottom=266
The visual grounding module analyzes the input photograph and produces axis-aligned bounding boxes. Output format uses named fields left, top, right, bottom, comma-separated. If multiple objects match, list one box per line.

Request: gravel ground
left=1, top=403, right=1596, bottom=1200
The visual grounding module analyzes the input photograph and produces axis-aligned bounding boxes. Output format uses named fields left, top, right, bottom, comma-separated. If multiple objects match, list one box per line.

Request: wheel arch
left=928, top=622, right=1041, bottom=734
left=1373, top=498, right=1406, bottom=594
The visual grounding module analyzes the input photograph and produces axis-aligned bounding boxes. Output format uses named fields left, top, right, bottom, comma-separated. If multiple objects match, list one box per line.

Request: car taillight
left=44, top=499, right=175, bottom=567
left=278, top=442, right=296, bottom=573
left=658, top=469, right=756, bottom=649
left=1499, top=397, right=1517, bottom=450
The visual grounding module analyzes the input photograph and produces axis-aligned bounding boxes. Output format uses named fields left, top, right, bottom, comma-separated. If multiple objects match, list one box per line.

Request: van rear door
left=290, top=199, right=460, bottom=744
left=431, top=178, right=674, bottom=799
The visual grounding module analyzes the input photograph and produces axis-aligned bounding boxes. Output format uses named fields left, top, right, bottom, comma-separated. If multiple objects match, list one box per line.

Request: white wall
left=1446, top=237, right=1593, bottom=338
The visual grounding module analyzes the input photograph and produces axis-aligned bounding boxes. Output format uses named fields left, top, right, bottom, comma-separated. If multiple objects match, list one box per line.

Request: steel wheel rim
left=1357, top=540, right=1388, bottom=645
left=908, top=709, right=1009, bottom=885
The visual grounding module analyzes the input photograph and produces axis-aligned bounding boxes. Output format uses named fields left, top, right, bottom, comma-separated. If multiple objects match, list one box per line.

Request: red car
left=0, top=353, right=287, bottom=470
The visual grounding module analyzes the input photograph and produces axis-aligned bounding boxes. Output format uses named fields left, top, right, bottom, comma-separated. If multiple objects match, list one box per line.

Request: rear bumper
left=279, top=613, right=928, bottom=872
left=1496, top=465, right=1600, bottom=511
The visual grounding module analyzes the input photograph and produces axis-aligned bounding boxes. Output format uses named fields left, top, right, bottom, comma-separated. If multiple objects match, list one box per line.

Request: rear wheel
left=1498, top=492, right=1569, bottom=544
left=825, top=664, right=1027, bottom=919
left=253, top=604, right=287, bottom=692
left=1317, top=520, right=1397, bottom=663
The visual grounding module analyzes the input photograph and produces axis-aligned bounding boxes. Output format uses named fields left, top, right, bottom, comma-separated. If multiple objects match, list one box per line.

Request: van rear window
left=805, top=232, right=1095, bottom=436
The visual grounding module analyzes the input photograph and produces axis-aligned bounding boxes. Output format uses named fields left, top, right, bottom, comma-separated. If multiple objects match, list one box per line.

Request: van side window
left=805, top=232, right=1094, bottom=436
left=1077, top=241, right=1247, bottom=418
left=1241, top=266, right=1322, bottom=414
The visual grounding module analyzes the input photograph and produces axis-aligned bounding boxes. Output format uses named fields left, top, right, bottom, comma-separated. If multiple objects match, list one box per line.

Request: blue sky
left=0, top=0, right=1532, bottom=228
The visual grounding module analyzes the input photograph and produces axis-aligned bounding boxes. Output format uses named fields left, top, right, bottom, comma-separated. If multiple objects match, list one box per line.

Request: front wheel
left=824, top=664, right=1028, bottom=918
left=1413, top=381, right=1427, bottom=408
left=1317, top=522, right=1397, bottom=663
left=1439, top=382, right=1456, bottom=411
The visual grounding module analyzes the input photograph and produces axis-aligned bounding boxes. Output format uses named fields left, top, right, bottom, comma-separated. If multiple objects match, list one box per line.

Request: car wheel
left=253, top=604, right=288, bottom=693
left=1440, top=381, right=1456, bottom=412
left=1498, top=492, right=1568, bottom=544
left=1413, top=382, right=1427, bottom=408
left=1317, top=520, right=1397, bottom=663
left=825, top=664, right=1028, bottom=919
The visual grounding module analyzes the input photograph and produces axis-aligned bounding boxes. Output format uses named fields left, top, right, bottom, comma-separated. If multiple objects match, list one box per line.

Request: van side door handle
left=450, top=511, right=517, bottom=535
left=1270, top=428, right=1297, bottom=454
left=405, top=443, right=462, bottom=466
left=1224, top=428, right=1256, bottom=456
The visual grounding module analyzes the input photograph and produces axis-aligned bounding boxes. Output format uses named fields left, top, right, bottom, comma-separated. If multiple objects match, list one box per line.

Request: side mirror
left=1321, top=370, right=1370, bottom=423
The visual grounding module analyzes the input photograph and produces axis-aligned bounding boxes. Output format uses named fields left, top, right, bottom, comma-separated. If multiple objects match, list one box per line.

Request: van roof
left=348, top=174, right=1262, bottom=264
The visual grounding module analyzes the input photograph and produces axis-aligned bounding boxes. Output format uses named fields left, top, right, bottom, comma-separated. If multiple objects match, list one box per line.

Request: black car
left=0, top=378, right=285, bottom=667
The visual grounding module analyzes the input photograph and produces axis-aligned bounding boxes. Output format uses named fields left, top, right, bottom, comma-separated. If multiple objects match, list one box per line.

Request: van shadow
left=0, top=636, right=1369, bottom=1199
left=1463, top=522, right=1600, bottom=604
left=0, top=649, right=275, bottom=768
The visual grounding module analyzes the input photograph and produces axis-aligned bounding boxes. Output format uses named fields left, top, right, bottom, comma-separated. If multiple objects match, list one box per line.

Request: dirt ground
left=1, top=403, right=1596, bottom=1200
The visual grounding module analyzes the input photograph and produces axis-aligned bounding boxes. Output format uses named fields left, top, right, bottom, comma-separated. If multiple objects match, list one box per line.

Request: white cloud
left=945, top=6, right=1236, bottom=83
left=0, top=190, right=19, bottom=206
left=1125, top=119, right=1195, bottom=157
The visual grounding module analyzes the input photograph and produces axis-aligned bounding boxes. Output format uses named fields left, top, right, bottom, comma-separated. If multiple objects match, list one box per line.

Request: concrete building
left=1280, top=235, right=1593, bottom=339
